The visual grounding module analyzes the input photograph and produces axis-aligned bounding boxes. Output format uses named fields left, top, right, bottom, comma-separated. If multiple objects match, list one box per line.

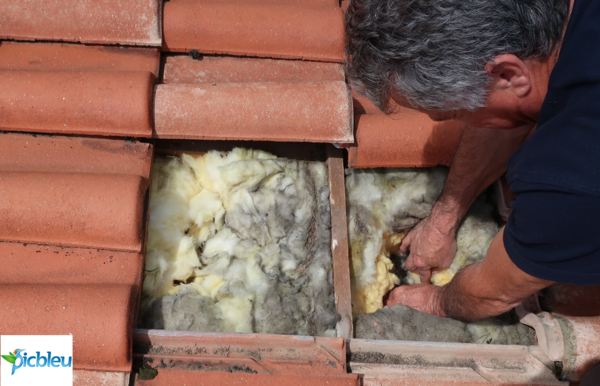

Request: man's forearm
left=431, top=125, right=534, bottom=234
left=437, top=264, right=515, bottom=321
left=438, top=228, right=553, bottom=322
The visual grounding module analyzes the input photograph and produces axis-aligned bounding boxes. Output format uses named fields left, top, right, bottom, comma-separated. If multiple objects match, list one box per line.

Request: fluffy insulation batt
left=141, top=148, right=338, bottom=336
left=346, top=167, right=499, bottom=316
left=355, top=304, right=535, bottom=345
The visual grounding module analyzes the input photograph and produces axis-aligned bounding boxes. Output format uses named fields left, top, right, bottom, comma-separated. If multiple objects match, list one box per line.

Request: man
left=345, top=0, right=600, bottom=322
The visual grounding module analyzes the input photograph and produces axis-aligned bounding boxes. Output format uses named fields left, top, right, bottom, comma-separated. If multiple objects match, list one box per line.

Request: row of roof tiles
left=0, top=41, right=354, bottom=144
left=0, top=0, right=462, bottom=166
left=1, top=0, right=344, bottom=61
left=0, top=133, right=152, bottom=372
left=0, top=40, right=463, bottom=166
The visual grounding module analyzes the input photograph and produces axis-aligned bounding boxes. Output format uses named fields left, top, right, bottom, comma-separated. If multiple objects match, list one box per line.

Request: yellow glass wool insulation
left=142, top=148, right=338, bottom=336
left=346, top=167, right=499, bottom=316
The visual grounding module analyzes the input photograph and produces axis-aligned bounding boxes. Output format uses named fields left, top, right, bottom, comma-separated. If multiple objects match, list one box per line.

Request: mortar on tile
left=140, top=148, right=338, bottom=336
left=346, top=167, right=536, bottom=344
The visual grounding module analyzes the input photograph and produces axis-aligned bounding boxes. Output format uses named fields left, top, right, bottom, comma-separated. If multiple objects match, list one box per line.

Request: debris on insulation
left=141, top=148, right=339, bottom=336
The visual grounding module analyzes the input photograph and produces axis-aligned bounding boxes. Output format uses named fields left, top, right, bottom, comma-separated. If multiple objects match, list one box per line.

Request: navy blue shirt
left=504, top=0, right=600, bottom=285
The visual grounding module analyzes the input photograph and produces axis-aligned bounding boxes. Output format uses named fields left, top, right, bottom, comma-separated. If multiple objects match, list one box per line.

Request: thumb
left=399, top=231, right=413, bottom=254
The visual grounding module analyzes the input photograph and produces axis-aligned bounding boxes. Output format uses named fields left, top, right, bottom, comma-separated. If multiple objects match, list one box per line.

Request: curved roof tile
left=0, top=133, right=152, bottom=178
left=0, top=0, right=161, bottom=46
left=154, top=81, right=353, bottom=143
left=163, top=56, right=344, bottom=84
left=0, top=172, right=147, bottom=252
left=348, top=112, right=463, bottom=168
left=0, top=42, right=160, bottom=77
left=0, top=70, right=155, bottom=137
left=163, top=2, right=344, bottom=62
left=0, top=284, right=136, bottom=372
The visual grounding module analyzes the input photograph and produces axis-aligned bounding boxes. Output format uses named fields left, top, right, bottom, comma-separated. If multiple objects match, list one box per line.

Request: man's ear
left=484, top=54, right=532, bottom=98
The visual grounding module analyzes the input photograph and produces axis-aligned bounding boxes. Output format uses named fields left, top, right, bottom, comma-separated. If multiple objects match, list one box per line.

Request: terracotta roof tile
left=163, top=56, right=344, bottom=83
left=353, top=93, right=383, bottom=115
left=136, top=371, right=361, bottom=386
left=170, top=0, right=338, bottom=5
left=0, top=134, right=151, bottom=373
left=348, top=112, right=463, bottom=168
left=0, top=172, right=147, bottom=252
left=557, top=315, right=600, bottom=381
left=74, top=371, right=129, bottom=386
left=163, top=2, right=344, bottom=62
left=134, top=329, right=348, bottom=375
left=0, top=70, right=154, bottom=137
left=0, top=42, right=161, bottom=78
left=0, top=0, right=161, bottom=46
left=0, top=242, right=142, bottom=286
left=0, top=284, right=135, bottom=372
left=154, top=81, right=353, bottom=143
left=0, top=133, right=153, bottom=177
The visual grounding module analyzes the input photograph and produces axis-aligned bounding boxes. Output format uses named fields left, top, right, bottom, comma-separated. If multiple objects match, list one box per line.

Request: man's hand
left=393, top=228, right=553, bottom=322
left=400, top=215, right=457, bottom=283
left=385, top=284, right=446, bottom=317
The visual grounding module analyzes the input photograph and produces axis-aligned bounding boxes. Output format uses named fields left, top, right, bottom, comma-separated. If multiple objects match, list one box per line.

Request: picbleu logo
left=1, top=348, right=72, bottom=375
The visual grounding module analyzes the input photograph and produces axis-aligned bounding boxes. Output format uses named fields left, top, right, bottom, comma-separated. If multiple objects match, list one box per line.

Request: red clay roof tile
left=170, top=0, right=338, bottom=5
left=134, top=329, right=348, bottom=375
left=0, top=242, right=142, bottom=286
left=353, top=93, right=383, bottom=115
left=0, top=42, right=161, bottom=78
left=0, top=133, right=153, bottom=178
left=0, top=134, right=151, bottom=374
left=154, top=81, right=353, bottom=143
left=74, top=371, right=129, bottom=386
left=163, top=56, right=344, bottom=84
left=0, top=70, right=154, bottom=137
left=162, top=2, right=344, bottom=62
left=348, top=112, right=463, bottom=168
left=0, top=172, right=147, bottom=252
left=136, top=371, right=361, bottom=386
left=0, top=284, right=135, bottom=372
left=0, top=0, right=161, bottom=46
left=557, top=315, right=600, bottom=381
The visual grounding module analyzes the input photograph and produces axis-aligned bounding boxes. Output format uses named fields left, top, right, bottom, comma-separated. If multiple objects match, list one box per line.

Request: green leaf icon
left=1, top=354, right=16, bottom=364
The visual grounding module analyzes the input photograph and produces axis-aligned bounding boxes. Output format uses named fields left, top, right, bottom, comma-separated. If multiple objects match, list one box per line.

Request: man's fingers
left=399, top=231, right=413, bottom=254
left=405, top=255, right=432, bottom=284
left=385, top=286, right=406, bottom=307
left=404, top=255, right=417, bottom=272
left=418, top=268, right=432, bottom=284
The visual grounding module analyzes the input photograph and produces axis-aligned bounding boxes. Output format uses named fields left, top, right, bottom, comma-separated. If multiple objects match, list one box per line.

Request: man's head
left=345, top=0, right=570, bottom=128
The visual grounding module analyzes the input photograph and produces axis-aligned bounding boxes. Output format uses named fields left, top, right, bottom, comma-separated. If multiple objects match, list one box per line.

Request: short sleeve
left=504, top=181, right=600, bottom=285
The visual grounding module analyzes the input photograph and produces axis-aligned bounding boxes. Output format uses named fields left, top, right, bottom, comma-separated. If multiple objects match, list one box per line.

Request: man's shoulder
left=506, top=99, right=600, bottom=197
left=507, top=0, right=600, bottom=196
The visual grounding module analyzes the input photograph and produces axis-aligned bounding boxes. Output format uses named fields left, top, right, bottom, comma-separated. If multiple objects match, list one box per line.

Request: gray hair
left=345, top=0, right=569, bottom=113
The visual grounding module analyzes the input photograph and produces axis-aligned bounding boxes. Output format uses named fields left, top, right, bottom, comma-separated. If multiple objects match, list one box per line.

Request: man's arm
left=387, top=227, right=553, bottom=321
left=401, top=125, right=535, bottom=283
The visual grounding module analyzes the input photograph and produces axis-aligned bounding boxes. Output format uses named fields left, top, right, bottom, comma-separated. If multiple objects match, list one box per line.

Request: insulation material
left=141, top=149, right=338, bottom=336
left=346, top=168, right=499, bottom=316
left=355, top=304, right=536, bottom=345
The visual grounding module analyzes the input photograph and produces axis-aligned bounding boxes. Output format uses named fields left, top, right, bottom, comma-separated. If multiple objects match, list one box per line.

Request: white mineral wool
left=142, top=148, right=338, bottom=336
left=346, top=167, right=499, bottom=316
